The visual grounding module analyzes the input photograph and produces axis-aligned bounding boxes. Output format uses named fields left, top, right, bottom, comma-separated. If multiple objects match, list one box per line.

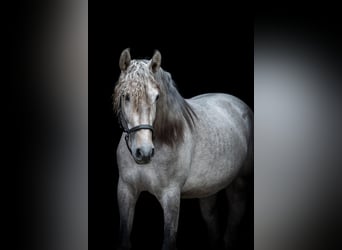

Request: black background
left=89, top=4, right=253, bottom=250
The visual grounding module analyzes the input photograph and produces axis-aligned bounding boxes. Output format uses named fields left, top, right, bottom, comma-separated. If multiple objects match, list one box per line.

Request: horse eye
left=155, top=94, right=160, bottom=101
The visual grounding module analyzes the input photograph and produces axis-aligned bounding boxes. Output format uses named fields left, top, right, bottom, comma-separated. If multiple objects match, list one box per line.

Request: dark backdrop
left=89, top=4, right=253, bottom=250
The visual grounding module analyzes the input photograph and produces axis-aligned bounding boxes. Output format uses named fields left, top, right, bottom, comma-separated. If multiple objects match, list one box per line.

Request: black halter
left=118, top=110, right=154, bottom=153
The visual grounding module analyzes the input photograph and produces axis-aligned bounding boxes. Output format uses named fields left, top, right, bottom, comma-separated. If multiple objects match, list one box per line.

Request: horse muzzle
left=133, top=145, right=155, bottom=164
left=121, top=123, right=155, bottom=164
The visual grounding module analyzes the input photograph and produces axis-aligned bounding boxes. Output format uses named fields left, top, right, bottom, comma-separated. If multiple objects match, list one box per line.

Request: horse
left=113, top=48, right=253, bottom=250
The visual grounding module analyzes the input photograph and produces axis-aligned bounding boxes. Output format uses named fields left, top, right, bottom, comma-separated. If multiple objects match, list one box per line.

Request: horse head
left=114, top=48, right=161, bottom=164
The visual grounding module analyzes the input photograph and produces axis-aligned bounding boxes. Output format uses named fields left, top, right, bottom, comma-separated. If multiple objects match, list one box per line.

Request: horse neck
left=153, top=70, right=196, bottom=147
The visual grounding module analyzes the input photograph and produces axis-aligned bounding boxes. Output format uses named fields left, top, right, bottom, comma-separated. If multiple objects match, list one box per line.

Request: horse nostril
left=136, top=148, right=142, bottom=159
left=151, top=148, right=155, bottom=157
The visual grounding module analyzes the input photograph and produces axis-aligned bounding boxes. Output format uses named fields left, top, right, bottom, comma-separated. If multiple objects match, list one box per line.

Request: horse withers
left=113, top=48, right=253, bottom=250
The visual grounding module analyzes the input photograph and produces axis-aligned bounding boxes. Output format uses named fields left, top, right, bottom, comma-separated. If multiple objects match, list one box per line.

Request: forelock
left=113, top=60, right=156, bottom=113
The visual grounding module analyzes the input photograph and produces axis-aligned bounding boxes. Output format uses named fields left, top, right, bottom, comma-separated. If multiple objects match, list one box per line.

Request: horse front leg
left=117, top=177, right=138, bottom=250
left=159, top=187, right=181, bottom=250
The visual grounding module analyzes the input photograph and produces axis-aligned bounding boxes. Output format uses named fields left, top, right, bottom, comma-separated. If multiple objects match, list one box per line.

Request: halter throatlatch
left=118, top=110, right=154, bottom=153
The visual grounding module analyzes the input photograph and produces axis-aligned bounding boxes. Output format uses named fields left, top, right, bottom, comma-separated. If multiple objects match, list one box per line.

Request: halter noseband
left=118, top=110, right=154, bottom=153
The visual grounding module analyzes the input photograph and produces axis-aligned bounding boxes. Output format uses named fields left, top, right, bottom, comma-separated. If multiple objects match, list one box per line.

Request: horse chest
left=138, top=167, right=167, bottom=189
left=121, top=163, right=180, bottom=193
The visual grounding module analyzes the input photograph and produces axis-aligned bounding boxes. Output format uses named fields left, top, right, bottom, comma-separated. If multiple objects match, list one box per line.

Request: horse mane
left=113, top=59, right=196, bottom=147
left=153, top=68, right=197, bottom=147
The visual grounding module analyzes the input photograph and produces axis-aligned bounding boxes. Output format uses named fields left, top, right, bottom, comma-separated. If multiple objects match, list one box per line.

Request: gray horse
left=113, top=49, right=253, bottom=250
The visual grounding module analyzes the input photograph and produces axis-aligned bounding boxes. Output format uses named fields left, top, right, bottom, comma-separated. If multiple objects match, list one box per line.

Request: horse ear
left=150, top=50, right=161, bottom=73
left=119, top=48, right=131, bottom=71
